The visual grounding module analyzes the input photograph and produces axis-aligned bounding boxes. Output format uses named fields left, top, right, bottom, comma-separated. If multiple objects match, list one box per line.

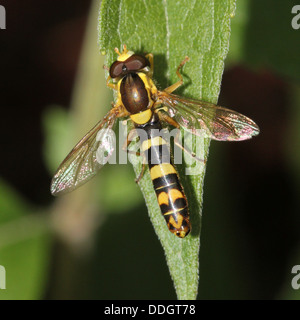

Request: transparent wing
left=51, top=109, right=118, bottom=196
left=159, top=92, right=260, bottom=141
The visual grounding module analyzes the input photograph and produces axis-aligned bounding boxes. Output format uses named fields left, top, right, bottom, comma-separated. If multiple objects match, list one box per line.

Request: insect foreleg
left=106, top=75, right=118, bottom=90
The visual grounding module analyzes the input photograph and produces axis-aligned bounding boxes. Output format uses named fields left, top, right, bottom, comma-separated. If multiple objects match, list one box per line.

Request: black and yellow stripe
left=138, top=114, right=190, bottom=238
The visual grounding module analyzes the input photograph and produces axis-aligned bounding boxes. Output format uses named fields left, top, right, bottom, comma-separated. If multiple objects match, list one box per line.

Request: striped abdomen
left=139, top=117, right=190, bottom=238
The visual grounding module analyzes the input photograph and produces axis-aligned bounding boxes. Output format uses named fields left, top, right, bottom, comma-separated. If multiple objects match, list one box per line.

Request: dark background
left=0, top=0, right=300, bottom=299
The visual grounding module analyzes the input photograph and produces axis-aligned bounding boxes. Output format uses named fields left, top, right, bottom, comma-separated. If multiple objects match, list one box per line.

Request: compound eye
left=109, top=61, right=124, bottom=78
left=124, top=54, right=150, bottom=72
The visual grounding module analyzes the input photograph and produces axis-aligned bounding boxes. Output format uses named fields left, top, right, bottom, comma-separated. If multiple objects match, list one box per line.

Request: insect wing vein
left=50, top=110, right=117, bottom=195
left=159, top=93, right=260, bottom=141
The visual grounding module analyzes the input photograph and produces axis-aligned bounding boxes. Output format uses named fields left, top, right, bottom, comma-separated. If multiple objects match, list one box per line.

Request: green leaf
left=99, top=0, right=235, bottom=299
left=0, top=179, right=51, bottom=299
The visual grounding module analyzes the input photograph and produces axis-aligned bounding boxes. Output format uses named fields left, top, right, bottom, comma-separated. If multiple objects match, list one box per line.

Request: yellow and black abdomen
left=139, top=115, right=190, bottom=238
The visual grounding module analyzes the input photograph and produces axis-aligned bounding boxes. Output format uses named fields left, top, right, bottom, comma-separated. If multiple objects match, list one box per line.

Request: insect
left=51, top=45, right=259, bottom=238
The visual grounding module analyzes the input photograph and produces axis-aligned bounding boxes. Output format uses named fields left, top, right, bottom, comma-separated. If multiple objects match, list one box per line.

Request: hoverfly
left=51, top=45, right=259, bottom=238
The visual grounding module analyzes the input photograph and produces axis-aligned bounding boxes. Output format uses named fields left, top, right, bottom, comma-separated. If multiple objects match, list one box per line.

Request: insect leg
left=122, top=129, right=147, bottom=183
left=145, top=53, right=154, bottom=76
left=106, top=75, right=117, bottom=90
left=157, top=111, right=205, bottom=163
left=135, top=160, right=146, bottom=184
left=122, top=128, right=141, bottom=156
left=163, top=56, right=190, bottom=94
left=145, top=53, right=153, bottom=70
left=174, top=132, right=206, bottom=163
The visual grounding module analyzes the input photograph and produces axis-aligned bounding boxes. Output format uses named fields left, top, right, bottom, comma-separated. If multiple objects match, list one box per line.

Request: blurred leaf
left=227, top=0, right=249, bottom=64
left=99, top=0, right=236, bottom=299
left=236, top=0, right=300, bottom=81
left=0, top=178, right=31, bottom=223
left=0, top=235, right=51, bottom=300
left=97, top=165, right=144, bottom=214
left=43, top=106, right=72, bottom=173
left=0, top=179, right=51, bottom=299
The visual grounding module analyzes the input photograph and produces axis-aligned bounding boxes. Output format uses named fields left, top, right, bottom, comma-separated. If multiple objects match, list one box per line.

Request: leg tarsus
left=135, top=161, right=146, bottom=184
left=164, top=56, right=190, bottom=94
